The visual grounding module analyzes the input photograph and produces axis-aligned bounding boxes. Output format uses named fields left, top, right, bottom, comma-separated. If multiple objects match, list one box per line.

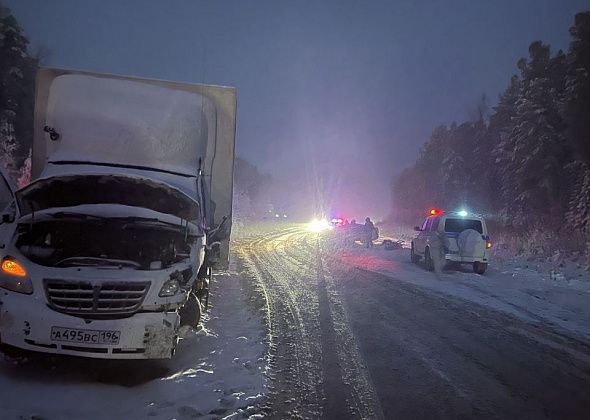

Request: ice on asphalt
left=0, top=273, right=267, bottom=420
left=335, top=239, right=590, bottom=341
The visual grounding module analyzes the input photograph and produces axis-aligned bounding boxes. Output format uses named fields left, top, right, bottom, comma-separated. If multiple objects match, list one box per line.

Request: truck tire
left=473, top=262, right=487, bottom=275
left=424, top=247, right=434, bottom=271
left=179, top=291, right=202, bottom=329
left=411, top=243, right=419, bottom=263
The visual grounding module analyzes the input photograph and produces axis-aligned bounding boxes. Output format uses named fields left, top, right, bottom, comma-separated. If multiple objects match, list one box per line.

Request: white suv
left=411, top=211, right=491, bottom=274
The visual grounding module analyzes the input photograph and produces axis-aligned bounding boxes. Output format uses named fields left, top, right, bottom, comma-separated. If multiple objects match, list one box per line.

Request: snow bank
left=332, top=241, right=590, bottom=341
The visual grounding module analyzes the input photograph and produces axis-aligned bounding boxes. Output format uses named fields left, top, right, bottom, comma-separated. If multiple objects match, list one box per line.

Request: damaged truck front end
left=0, top=174, right=206, bottom=359
left=0, top=68, right=236, bottom=359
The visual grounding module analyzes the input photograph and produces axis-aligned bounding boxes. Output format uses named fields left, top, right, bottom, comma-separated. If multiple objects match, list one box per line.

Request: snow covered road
left=236, top=224, right=590, bottom=419
left=2, top=222, right=589, bottom=420
left=0, top=274, right=267, bottom=420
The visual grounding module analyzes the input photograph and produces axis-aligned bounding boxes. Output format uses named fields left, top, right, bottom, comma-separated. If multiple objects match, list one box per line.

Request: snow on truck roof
left=38, top=73, right=212, bottom=177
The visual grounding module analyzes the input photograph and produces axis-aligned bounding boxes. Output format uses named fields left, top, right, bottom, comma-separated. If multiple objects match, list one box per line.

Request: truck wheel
left=424, top=248, right=434, bottom=271
left=473, top=262, right=487, bottom=275
left=179, top=291, right=202, bottom=328
left=411, top=244, right=419, bottom=263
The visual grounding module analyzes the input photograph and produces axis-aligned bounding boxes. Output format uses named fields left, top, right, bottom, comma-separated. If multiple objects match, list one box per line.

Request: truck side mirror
left=2, top=213, right=14, bottom=224
left=413, top=226, right=421, bottom=232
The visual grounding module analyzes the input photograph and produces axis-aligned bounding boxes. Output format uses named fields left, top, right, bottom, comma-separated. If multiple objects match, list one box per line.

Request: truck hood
left=16, top=174, right=200, bottom=222
left=17, top=203, right=199, bottom=230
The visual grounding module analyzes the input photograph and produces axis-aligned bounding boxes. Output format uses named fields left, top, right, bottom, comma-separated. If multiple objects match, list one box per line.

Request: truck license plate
left=50, top=327, right=121, bottom=345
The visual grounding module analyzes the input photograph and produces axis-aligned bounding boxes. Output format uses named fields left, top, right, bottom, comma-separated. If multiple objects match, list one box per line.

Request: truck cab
left=0, top=68, right=236, bottom=359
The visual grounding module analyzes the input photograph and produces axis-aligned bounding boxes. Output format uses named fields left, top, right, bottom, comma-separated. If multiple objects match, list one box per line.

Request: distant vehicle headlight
left=308, top=218, right=332, bottom=232
left=0, top=257, right=33, bottom=294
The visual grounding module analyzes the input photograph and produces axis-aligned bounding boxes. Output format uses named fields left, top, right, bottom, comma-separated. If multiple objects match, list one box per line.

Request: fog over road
left=235, top=225, right=590, bottom=420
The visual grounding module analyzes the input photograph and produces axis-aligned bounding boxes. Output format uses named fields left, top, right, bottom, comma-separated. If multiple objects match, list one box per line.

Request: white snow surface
left=335, top=238, right=590, bottom=341
left=45, top=75, right=211, bottom=176
left=0, top=274, right=267, bottom=420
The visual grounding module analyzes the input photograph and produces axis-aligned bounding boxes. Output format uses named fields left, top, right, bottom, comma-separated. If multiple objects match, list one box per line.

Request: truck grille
left=44, top=279, right=150, bottom=316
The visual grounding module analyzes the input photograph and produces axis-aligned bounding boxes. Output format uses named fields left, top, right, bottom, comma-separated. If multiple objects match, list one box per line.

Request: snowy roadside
left=332, top=239, right=590, bottom=342
left=0, top=272, right=267, bottom=420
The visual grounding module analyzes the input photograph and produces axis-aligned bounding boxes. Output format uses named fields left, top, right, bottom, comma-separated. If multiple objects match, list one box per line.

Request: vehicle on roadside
left=411, top=209, right=491, bottom=274
left=333, top=220, right=379, bottom=244
left=330, top=217, right=348, bottom=227
left=0, top=68, right=236, bottom=359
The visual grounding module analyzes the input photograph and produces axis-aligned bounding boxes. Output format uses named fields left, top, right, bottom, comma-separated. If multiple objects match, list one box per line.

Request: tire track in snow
left=314, top=236, right=384, bottom=420
left=236, top=228, right=323, bottom=419
left=235, top=226, right=383, bottom=419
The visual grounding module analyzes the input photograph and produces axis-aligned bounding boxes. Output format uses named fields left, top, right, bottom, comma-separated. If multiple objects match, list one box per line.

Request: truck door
left=0, top=168, right=15, bottom=214
left=0, top=168, right=17, bottom=249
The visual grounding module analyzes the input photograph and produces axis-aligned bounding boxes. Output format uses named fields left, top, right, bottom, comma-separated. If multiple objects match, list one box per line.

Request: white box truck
left=0, top=68, right=236, bottom=359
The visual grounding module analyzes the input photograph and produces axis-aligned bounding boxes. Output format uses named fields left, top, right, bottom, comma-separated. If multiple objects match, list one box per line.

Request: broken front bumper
left=0, top=291, right=180, bottom=359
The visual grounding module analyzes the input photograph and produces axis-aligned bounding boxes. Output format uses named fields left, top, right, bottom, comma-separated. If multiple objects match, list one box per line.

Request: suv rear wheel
left=473, top=262, right=487, bottom=275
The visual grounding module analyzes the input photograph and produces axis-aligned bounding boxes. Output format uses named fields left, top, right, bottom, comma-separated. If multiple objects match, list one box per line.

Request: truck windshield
left=444, top=218, right=483, bottom=234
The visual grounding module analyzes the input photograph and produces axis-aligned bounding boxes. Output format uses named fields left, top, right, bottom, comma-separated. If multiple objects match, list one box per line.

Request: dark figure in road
left=364, top=217, right=374, bottom=248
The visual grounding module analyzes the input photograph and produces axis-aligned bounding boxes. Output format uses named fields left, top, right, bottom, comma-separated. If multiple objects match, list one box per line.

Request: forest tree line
left=0, top=3, right=37, bottom=185
left=392, top=12, right=590, bottom=242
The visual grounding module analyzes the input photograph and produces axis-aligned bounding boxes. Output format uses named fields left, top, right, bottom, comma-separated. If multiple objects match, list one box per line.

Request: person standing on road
left=364, top=217, right=375, bottom=248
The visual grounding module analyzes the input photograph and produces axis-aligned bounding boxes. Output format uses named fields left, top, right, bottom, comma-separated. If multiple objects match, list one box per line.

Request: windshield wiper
left=50, top=212, right=110, bottom=221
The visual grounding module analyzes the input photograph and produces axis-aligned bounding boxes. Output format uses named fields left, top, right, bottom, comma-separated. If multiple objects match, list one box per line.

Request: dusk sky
left=5, top=0, right=589, bottom=218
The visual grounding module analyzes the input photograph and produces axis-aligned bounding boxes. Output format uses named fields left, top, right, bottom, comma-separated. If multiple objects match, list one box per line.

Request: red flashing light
left=429, top=208, right=444, bottom=216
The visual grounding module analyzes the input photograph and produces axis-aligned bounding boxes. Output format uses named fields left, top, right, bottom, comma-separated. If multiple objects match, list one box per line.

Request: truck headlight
left=0, top=257, right=33, bottom=294
left=159, top=273, right=182, bottom=297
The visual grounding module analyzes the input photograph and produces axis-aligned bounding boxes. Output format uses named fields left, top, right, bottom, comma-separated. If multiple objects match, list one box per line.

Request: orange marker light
left=486, top=242, right=492, bottom=249
left=2, top=259, right=27, bottom=277
left=429, top=208, right=444, bottom=216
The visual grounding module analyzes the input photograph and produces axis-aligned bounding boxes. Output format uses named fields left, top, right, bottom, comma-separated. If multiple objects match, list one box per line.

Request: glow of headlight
left=458, top=209, right=468, bottom=217
left=308, top=218, right=332, bottom=232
